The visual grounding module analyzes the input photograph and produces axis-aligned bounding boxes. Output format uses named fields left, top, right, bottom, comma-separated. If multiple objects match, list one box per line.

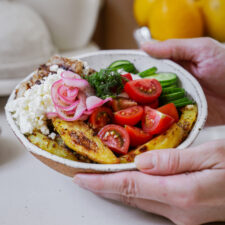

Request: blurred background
left=0, top=0, right=224, bottom=95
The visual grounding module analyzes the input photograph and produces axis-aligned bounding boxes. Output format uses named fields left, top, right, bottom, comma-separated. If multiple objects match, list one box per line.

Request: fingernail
left=135, top=153, right=156, bottom=170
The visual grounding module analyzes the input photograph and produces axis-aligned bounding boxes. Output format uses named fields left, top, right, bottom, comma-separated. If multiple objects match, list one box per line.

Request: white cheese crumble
left=6, top=68, right=64, bottom=135
left=49, top=64, right=59, bottom=72
left=48, top=132, right=56, bottom=140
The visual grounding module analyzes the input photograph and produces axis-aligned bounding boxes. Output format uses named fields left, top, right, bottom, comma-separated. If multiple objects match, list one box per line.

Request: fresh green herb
left=108, top=60, right=139, bottom=74
left=86, top=69, right=124, bottom=99
left=138, top=66, right=157, bottom=78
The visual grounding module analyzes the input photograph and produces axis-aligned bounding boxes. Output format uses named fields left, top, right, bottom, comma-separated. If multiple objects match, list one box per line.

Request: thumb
left=134, top=141, right=223, bottom=175
left=141, top=39, right=199, bottom=61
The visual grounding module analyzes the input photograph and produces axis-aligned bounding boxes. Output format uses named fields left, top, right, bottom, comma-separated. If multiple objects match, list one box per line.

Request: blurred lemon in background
left=148, top=0, right=204, bottom=40
left=133, top=0, right=156, bottom=26
left=200, top=0, right=225, bottom=42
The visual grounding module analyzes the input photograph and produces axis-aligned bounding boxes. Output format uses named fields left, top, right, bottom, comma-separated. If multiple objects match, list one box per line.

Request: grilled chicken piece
left=120, top=104, right=198, bottom=163
left=52, top=118, right=119, bottom=164
left=15, top=55, right=95, bottom=98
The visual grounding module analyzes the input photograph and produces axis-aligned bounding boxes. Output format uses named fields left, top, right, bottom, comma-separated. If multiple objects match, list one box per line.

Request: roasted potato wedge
left=52, top=118, right=119, bottom=164
left=178, top=104, right=198, bottom=138
left=28, top=131, right=78, bottom=161
left=120, top=104, right=198, bottom=163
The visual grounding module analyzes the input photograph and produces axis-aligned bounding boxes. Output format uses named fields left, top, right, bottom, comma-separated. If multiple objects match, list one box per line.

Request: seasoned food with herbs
left=6, top=57, right=197, bottom=164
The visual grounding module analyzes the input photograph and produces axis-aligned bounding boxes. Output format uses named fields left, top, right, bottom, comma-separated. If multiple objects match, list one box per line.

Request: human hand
left=74, top=139, right=225, bottom=225
left=141, top=38, right=225, bottom=126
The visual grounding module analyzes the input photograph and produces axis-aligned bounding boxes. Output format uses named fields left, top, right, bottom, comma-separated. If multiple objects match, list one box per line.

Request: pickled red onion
left=86, top=96, right=112, bottom=111
left=61, top=71, right=89, bottom=89
left=61, top=71, right=81, bottom=79
left=49, top=71, right=111, bottom=121
left=58, top=86, right=78, bottom=104
left=63, top=78, right=89, bottom=89
left=55, top=93, right=86, bottom=121
left=67, top=88, right=78, bottom=98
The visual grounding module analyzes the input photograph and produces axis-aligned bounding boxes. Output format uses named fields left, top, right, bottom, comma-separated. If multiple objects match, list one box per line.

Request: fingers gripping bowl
left=5, top=50, right=207, bottom=176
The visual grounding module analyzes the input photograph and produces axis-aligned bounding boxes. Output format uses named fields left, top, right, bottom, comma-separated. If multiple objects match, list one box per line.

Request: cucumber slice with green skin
left=108, top=60, right=138, bottom=74
left=160, top=80, right=178, bottom=88
left=162, top=83, right=178, bottom=88
left=108, top=60, right=131, bottom=68
left=169, top=97, right=194, bottom=108
left=148, top=72, right=177, bottom=83
left=162, top=87, right=185, bottom=95
left=160, top=91, right=185, bottom=102
left=138, top=67, right=157, bottom=78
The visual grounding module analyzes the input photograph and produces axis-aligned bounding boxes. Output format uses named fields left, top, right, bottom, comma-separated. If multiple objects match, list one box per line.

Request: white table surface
left=0, top=96, right=225, bottom=225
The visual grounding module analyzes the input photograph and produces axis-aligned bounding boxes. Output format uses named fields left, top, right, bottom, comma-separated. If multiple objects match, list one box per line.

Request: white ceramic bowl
left=5, top=50, right=208, bottom=176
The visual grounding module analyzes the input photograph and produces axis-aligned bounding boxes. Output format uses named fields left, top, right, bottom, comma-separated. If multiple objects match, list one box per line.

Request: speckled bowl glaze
left=5, top=50, right=208, bottom=177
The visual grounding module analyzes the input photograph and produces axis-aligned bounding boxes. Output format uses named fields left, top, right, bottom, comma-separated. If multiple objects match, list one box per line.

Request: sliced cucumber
left=161, top=81, right=178, bottom=88
left=162, top=87, right=185, bottom=95
left=138, top=67, right=157, bottom=78
left=170, top=97, right=194, bottom=108
left=160, top=91, right=185, bottom=102
left=108, top=60, right=138, bottom=74
left=148, top=72, right=177, bottom=83
left=163, top=83, right=178, bottom=88
left=108, top=60, right=131, bottom=68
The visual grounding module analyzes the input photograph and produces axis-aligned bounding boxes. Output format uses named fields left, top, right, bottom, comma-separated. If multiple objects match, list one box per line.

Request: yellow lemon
left=148, top=0, right=204, bottom=40
left=201, top=0, right=225, bottom=42
left=133, top=0, right=156, bottom=26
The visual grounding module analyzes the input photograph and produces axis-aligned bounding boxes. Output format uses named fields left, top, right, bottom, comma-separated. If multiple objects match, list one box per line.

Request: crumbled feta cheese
left=48, top=132, right=56, bottom=140
left=6, top=68, right=64, bottom=135
left=50, top=64, right=59, bottom=72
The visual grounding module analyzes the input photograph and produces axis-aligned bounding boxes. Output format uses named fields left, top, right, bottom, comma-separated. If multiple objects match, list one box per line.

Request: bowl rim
left=5, top=49, right=208, bottom=172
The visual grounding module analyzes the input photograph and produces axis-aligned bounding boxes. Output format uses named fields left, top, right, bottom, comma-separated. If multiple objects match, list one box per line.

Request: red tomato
left=98, top=124, right=130, bottom=154
left=121, top=73, right=133, bottom=85
left=124, top=78, right=162, bottom=104
left=111, top=97, right=137, bottom=112
left=157, top=103, right=179, bottom=122
left=89, top=107, right=113, bottom=130
left=125, top=125, right=152, bottom=147
left=142, top=106, right=175, bottom=135
left=114, top=106, right=143, bottom=126
left=148, top=99, right=159, bottom=109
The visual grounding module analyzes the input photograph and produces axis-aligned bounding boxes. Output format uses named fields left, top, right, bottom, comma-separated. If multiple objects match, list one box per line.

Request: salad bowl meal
left=5, top=50, right=207, bottom=176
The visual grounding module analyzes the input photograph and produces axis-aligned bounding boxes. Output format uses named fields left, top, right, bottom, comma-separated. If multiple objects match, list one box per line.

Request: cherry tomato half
left=111, top=97, right=138, bottom=112
left=114, top=106, right=143, bottom=126
left=148, top=99, right=159, bottom=109
left=125, top=125, right=152, bottom=147
left=125, top=78, right=162, bottom=104
left=89, top=107, right=113, bottom=130
left=98, top=124, right=130, bottom=154
left=121, top=73, right=133, bottom=85
left=157, top=103, right=179, bottom=122
left=142, top=106, right=175, bottom=135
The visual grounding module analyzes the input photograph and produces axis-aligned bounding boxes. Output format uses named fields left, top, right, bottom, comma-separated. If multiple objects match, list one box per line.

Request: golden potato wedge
left=52, top=118, right=119, bottom=164
left=120, top=123, right=184, bottom=163
left=178, top=104, right=198, bottom=138
left=120, top=104, right=198, bottom=163
left=28, top=131, right=78, bottom=161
